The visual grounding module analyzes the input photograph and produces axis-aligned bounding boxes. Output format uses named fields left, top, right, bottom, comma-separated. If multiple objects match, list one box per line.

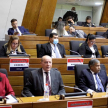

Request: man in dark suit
left=8, top=19, right=29, bottom=35
left=39, top=33, right=66, bottom=58
left=23, top=55, right=65, bottom=97
left=78, top=59, right=107, bottom=94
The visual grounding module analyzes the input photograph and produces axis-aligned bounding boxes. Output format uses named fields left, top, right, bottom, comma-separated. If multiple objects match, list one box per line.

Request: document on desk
left=6, top=95, right=18, bottom=103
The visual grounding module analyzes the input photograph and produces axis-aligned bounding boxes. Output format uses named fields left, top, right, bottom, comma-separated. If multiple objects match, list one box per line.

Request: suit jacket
left=78, top=69, right=107, bottom=92
left=39, top=43, right=66, bottom=58
left=8, top=26, right=29, bottom=35
left=0, top=44, right=26, bottom=57
left=0, top=72, right=15, bottom=96
left=79, top=42, right=100, bottom=58
left=63, top=11, right=78, bottom=22
left=82, top=22, right=95, bottom=27
left=23, top=68, right=65, bottom=97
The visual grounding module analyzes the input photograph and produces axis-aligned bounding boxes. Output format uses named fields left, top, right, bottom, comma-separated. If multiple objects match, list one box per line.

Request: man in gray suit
left=23, top=55, right=65, bottom=97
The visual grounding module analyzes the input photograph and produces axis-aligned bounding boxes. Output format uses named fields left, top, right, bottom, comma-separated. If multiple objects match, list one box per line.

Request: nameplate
left=67, top=58, right=83, bottom=70
left=9, top=58, right=29, bottom=71
left=67, top=100, right=93, bottom=108
left=0, top=106, right=12, bottom=108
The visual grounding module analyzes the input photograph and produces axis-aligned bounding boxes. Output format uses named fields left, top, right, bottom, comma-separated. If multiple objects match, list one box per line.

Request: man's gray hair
left=88, top=59, right=100, bottom=67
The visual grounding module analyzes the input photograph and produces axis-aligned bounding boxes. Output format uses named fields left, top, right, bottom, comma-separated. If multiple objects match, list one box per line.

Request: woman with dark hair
left=79, top=34, right=100, bottom=58
left=82, top=16, right=95, bottom=27
left=52, top=21, right=69, bottom=36
left=0, top=35, right=26, bottom=57
left=55, top=17, right=63, bottom=26
left=66, top=16, right=75, bottom=26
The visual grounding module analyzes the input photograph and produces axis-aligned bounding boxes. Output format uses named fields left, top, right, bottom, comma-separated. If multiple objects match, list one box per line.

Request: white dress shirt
left=52, top=29, right=69, bottom=36
left=87, top=70, right=102, bottom=94
left=50, top=43, right=62, bottom=58
left=42, top=69, right=51, bottom=91
left=90, top=46, right=96, bottom=58
left=14, top=27, right=22, bottom=36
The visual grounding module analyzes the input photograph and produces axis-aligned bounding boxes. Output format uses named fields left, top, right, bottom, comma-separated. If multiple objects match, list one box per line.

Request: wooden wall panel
left=22, top=0, right=57, bottom=35
left=35, top=0, right=57, bottom=35
left=101, top=0, right=108, bottom=23
left=22, top=0, right=43, bottom=32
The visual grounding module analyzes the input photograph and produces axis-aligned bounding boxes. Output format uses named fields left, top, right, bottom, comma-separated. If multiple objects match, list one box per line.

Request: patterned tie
left=95, top=73, right=104, bottom=92
left=44, top=72, right=51, bottom=95
left=54, top=45, right=60, bottom=58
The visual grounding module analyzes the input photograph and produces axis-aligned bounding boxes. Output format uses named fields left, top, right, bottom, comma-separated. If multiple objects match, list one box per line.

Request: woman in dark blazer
left=0, top=72, right=15, bottom=96
left=0, top=35, right=26, bottom=57
left=79, top=34, right=100, bottom=58
left=82, top=16, right=95, bottom=27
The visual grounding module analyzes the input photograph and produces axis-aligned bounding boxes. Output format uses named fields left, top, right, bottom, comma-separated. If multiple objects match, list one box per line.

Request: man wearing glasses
left=8, top=19, right=29, bottom=36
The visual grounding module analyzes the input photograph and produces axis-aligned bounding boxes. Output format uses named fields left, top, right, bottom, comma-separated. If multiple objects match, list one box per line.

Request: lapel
left=85, top=42, right=92, bottom=52
left=50, top=69, right=55, bottom=90
left=87, top=69, right=96, bottom=89
left=38, top=68, right=44, bottom=90
left=11, top=28, right=14, bottom=34
left=47, top=43, right=52, bottom=54
left=57, top=43, right=62, bottom=56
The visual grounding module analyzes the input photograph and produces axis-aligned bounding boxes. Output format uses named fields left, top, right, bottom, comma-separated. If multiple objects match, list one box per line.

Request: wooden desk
left=5, top=35, right=108, bottom=57
left=0, top=58, right=108, bottom=96
left=19, top=94, right=107, bottom=108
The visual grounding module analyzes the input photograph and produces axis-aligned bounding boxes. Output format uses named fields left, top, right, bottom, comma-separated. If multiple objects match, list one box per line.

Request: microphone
left=16, top=51, right=26, bottom=54
left=62, top=85, right=84, bottom=92
left=68, top=50, right=81, bottom=56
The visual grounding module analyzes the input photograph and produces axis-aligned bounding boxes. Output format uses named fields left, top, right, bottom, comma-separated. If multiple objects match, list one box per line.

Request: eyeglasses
left=90, top=41, right=95, bottom=44
left=12, top=43, right=18, bottom=45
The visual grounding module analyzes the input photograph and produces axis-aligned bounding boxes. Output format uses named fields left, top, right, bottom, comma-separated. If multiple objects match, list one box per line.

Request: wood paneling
left=22, top=0, right=57, bottom=35
left=101, top=0, right=108, bottom=23
left=35, top=0, right=57, bottom=35
left=22, top=0, right=43, bottom=32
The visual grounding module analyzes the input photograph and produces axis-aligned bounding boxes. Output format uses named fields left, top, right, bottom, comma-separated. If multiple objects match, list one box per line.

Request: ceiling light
left=95, top=2, right=102, bottom=5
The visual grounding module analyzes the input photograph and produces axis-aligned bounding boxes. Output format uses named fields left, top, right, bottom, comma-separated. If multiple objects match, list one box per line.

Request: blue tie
left=95, top=73, right=104, bottom=92
left=54, top=45, right=60, bottom=58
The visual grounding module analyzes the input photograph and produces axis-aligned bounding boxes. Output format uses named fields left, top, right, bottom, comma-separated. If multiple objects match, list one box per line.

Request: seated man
left=8, top=19, right=29, bottom=35
left=68, top=26, right=87, bottom=38
left=22, top=55, right=65, bottom=97
left=39, top=33, right=66, bottom=58
left=78, top=59, right=107, bottom=94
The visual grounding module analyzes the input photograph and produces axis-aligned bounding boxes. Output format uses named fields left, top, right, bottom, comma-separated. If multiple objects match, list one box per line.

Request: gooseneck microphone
left=62, top=85, right=84, bottom=92
left=68, top=50, right=81, bottom=56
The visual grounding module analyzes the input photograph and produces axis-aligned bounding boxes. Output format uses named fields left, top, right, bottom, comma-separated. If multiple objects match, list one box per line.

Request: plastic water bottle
left=44, top=83, right=49, bottom=101
left=106, top=83, right=108, bottom=96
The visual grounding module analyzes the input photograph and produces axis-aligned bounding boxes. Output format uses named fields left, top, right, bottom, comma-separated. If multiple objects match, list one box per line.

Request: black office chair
left=96, top=32, right=105, bottom=36
left=100, top=23, right=108, bottom=27
left=36, top=44, right=42, bottom=58
left=77, top=22, right=84, bottom=26
left=21, top=68, right=39, bottom=97
left=69, top=41, right=84, bottom=55
left=74, top=64, right=106, bottom=87
left=101, top=45, right=108, bottom=57
left=0, top=41, right=8, bottom=50
left=0, top=69, right=8, bottom=78
left=45, top=29, right=53, bottom=36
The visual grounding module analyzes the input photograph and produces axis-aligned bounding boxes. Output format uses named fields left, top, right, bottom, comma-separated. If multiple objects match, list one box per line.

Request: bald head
left=41, top=55, right=52, bottom=72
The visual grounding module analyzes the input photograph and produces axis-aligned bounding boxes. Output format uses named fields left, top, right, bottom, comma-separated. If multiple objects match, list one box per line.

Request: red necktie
left=45, top=72, right=51, bottom=95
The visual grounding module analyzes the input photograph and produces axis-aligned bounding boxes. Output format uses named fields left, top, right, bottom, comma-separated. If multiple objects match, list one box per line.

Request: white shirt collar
left=42, top=68, right=50, bottom=73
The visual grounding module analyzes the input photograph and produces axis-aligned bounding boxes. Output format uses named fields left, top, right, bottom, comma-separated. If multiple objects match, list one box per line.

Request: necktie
left=44, top=72, right=51, bottom=95
left=54, top=45, right=60, bottom=58
left=95, top=73, right=104, bottom=92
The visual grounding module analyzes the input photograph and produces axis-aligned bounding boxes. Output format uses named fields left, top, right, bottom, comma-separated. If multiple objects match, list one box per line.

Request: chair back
left=69, top=41, right=84, bottom=55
